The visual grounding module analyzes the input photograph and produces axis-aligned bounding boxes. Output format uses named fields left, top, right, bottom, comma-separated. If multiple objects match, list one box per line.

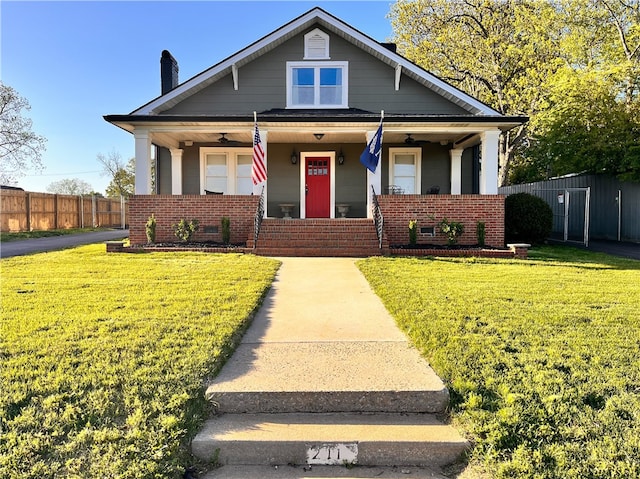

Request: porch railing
left=371, top=185, right=384, bottom=249
left=253, top=186, right=265, bottom=250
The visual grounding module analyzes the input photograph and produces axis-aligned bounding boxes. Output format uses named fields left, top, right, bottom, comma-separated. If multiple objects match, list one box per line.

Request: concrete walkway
left=195, top=258, right=468, bottom=478
left=0, top=229, right=129, bottom=258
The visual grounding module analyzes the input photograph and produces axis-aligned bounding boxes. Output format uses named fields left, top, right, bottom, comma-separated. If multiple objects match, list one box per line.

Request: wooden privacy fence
left=1, top=190, right=129, bottom=232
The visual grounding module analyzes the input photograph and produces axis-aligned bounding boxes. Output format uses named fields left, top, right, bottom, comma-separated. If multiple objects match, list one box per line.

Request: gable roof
left=131, top=7, right=501, bottom=117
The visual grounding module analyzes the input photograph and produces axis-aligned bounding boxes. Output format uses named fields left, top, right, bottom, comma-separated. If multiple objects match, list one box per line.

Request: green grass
left=0, top=228, right=110, bottom=242
left=0, top=246, right=280, bottom=478
left=358, top=247, right=640, bottom=479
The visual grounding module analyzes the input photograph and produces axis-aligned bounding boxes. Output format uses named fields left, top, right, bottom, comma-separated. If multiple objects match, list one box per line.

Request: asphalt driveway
left=0, top=229, right=129, bottom=258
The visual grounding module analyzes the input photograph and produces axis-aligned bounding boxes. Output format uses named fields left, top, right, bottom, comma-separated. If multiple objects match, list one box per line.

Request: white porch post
left=480, top=130, right=500, bottom=195
left=170, top=148, right=183, bottom=195
left=134, top=130, right=152, bottom=194
left=449, top=148, right=463, bottom=195
left=365, top=130, right=382, bottom=219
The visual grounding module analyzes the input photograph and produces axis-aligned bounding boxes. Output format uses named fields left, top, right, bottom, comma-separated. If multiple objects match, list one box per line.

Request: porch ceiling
left=150, top=129, right=463, bottom=148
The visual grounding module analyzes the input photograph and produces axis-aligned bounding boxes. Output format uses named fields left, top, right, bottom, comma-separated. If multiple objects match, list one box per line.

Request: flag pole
left=254, top=111, right=257, bottom=123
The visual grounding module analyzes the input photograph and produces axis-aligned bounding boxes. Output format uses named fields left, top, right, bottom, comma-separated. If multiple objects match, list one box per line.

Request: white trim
left=286, top=61, right=348, bottom=109
left=134, top=129, right=152, bottom=194
left=395, top=64, right=402, bottom=91
left=304, top=28, right=330, bottom=59
left=389, top=147, right=422, bottom=195
left=480, top=130, right=500, bottom=194
left=299, top=151, right=336, bottom=219
left=131, top=8, right=500, bottom=116
left=449, top=148, right=463, bottom=195
left=169, top=148, right=183, bottom=195
left=199, top=147, right=254, bottom=195
left=231, top=64, right=238, bottom=91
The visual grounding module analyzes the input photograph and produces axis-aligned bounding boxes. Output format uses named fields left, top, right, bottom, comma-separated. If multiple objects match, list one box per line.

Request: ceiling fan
left=217, top=133, right=241, bottom=144
left=404, top=133, right=429, bottom=145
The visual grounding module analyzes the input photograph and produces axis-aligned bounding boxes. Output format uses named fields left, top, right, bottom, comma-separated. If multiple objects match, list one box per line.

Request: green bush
left=505, top=193, right=552, bottom=244
left=221, top=217, right=231, bottom=244
left=439, top=218, right=465, bottom=246
left=145, top=214, right=157, bottom=244
left=172, top=219, right=199, bottom=242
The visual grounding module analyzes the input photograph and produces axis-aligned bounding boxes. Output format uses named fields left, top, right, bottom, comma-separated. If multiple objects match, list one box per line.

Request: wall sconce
left=338, top=149, right=345, bottom=165
left=291, top=150, right=298, bottom=165
left=314, top=133, right=324, bottom=140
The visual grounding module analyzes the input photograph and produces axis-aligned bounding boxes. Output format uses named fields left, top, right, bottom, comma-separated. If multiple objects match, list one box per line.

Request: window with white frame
left=200, top=148, right=254, bottom=194
left=389, top=148, right=422, bottom=194
left=286, top=61, right=348, bottom=108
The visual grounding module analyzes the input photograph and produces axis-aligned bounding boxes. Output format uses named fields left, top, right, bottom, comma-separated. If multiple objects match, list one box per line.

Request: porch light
left=291, top=150, right=298, bottom=164
left=314, top=133, right=324, bottom=140
left=338, top=149, right=345, bottom=165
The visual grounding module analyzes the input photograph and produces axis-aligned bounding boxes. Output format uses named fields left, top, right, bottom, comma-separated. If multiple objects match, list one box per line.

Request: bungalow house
left=105, top=7, right=526, bottom=255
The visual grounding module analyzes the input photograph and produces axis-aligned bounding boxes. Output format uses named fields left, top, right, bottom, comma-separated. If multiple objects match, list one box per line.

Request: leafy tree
left=0, top=82, right=47, bottom=184
left=98, top=151, right=134, bottom=198
left=46, top=178, right=94, bottom=195
left=523, top=68, right=640, bottom=182
left=390, top=0, right=640, bottom=184
left=390, top=0, right=564, bottom=185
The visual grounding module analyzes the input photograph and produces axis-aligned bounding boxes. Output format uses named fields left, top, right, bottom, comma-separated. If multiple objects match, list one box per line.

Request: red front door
left=305, top=156, right=330, bottom=218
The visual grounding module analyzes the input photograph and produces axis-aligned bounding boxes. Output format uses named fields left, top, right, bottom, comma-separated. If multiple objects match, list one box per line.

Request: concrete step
left=202, top=464, right=450, bottom=478
left=191, top=413, right=469, bottom=468
left=206, top=342, right=449, bottom=414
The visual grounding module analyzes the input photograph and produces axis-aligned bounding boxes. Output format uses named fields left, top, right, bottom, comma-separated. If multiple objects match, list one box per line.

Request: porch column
left=170, top=148, right=183, bottom=195
left=134, top=130, right=152, bottom=194
left=449, top=148, right=463, bottom=195
left=480, top=130, right=500, bottom=195
left=365, top=130, right=382, bottom=219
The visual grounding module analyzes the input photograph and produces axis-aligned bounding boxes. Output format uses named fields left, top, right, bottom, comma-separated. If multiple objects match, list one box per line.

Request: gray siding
left=420, top=144, right=450, bottom=194
left=163, top=25, right=469, bottom=116
left=157, top=147, right=172, bottom=194
left=500, top=175, right=640, bottom=243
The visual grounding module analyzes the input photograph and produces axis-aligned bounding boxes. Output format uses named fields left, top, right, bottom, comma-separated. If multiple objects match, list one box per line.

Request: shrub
left=439, top=218, right=464, bottom=246
left=408, top=219, right=418, bottom=245
left=505, top=193, right=553, bottom=244
left=476, top=221, right=486, bottom=247
left=172, top=218, right=199, bottom=242
left=145, top=214, right=156, bottom=244
left=221, top=217, right=231, bottom=244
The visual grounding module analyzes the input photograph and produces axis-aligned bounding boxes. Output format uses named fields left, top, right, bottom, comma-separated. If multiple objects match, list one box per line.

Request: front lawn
left=0, top=246, right=279, bottom=478
left=358, top=247, right=640, bottom=479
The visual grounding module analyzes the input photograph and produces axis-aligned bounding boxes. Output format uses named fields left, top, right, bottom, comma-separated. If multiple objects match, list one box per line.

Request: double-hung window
left=287, top=61, right=348, bottom=108
left=389, top=148, right=422, bottom=194
left=200, top=148, right=254, bottom=194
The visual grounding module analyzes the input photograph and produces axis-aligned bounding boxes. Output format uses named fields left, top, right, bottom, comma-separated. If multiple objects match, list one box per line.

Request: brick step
left=255, top=219, right=381, bottom=254
left=191, top=413, right=469, bottom=468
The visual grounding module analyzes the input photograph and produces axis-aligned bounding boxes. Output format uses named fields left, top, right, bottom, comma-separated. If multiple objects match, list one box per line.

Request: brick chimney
left=160, top=50, right=179, bottom=95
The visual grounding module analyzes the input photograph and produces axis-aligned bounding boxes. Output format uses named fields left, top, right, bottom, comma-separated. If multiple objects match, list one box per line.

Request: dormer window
left=304, top=29, right=330, bottom=59
left=286, top=62, right=348, bottom=108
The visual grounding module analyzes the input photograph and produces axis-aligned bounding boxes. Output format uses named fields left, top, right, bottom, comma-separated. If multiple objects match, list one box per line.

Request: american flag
left=252, top=121, right=267, bottom=185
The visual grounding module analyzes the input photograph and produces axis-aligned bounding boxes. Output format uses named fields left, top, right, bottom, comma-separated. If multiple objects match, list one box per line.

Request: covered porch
left=126, top=114, right=509, bottom=221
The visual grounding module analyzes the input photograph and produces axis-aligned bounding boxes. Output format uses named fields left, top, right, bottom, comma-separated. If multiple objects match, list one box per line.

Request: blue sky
left=1, top=0, right=395, bottom=193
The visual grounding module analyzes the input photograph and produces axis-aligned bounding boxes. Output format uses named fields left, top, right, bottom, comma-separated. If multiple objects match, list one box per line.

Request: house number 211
left=306, top=443, right=358, bottom=465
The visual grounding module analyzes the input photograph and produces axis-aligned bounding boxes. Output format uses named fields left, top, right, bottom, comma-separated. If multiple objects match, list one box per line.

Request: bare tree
left=0, top=82, right=47, bottom=184
left=46, top=178, right=94, bottom=195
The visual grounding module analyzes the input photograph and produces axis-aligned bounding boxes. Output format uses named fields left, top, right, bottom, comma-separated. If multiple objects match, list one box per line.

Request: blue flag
left=360, top=119, right=383, bottom=173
